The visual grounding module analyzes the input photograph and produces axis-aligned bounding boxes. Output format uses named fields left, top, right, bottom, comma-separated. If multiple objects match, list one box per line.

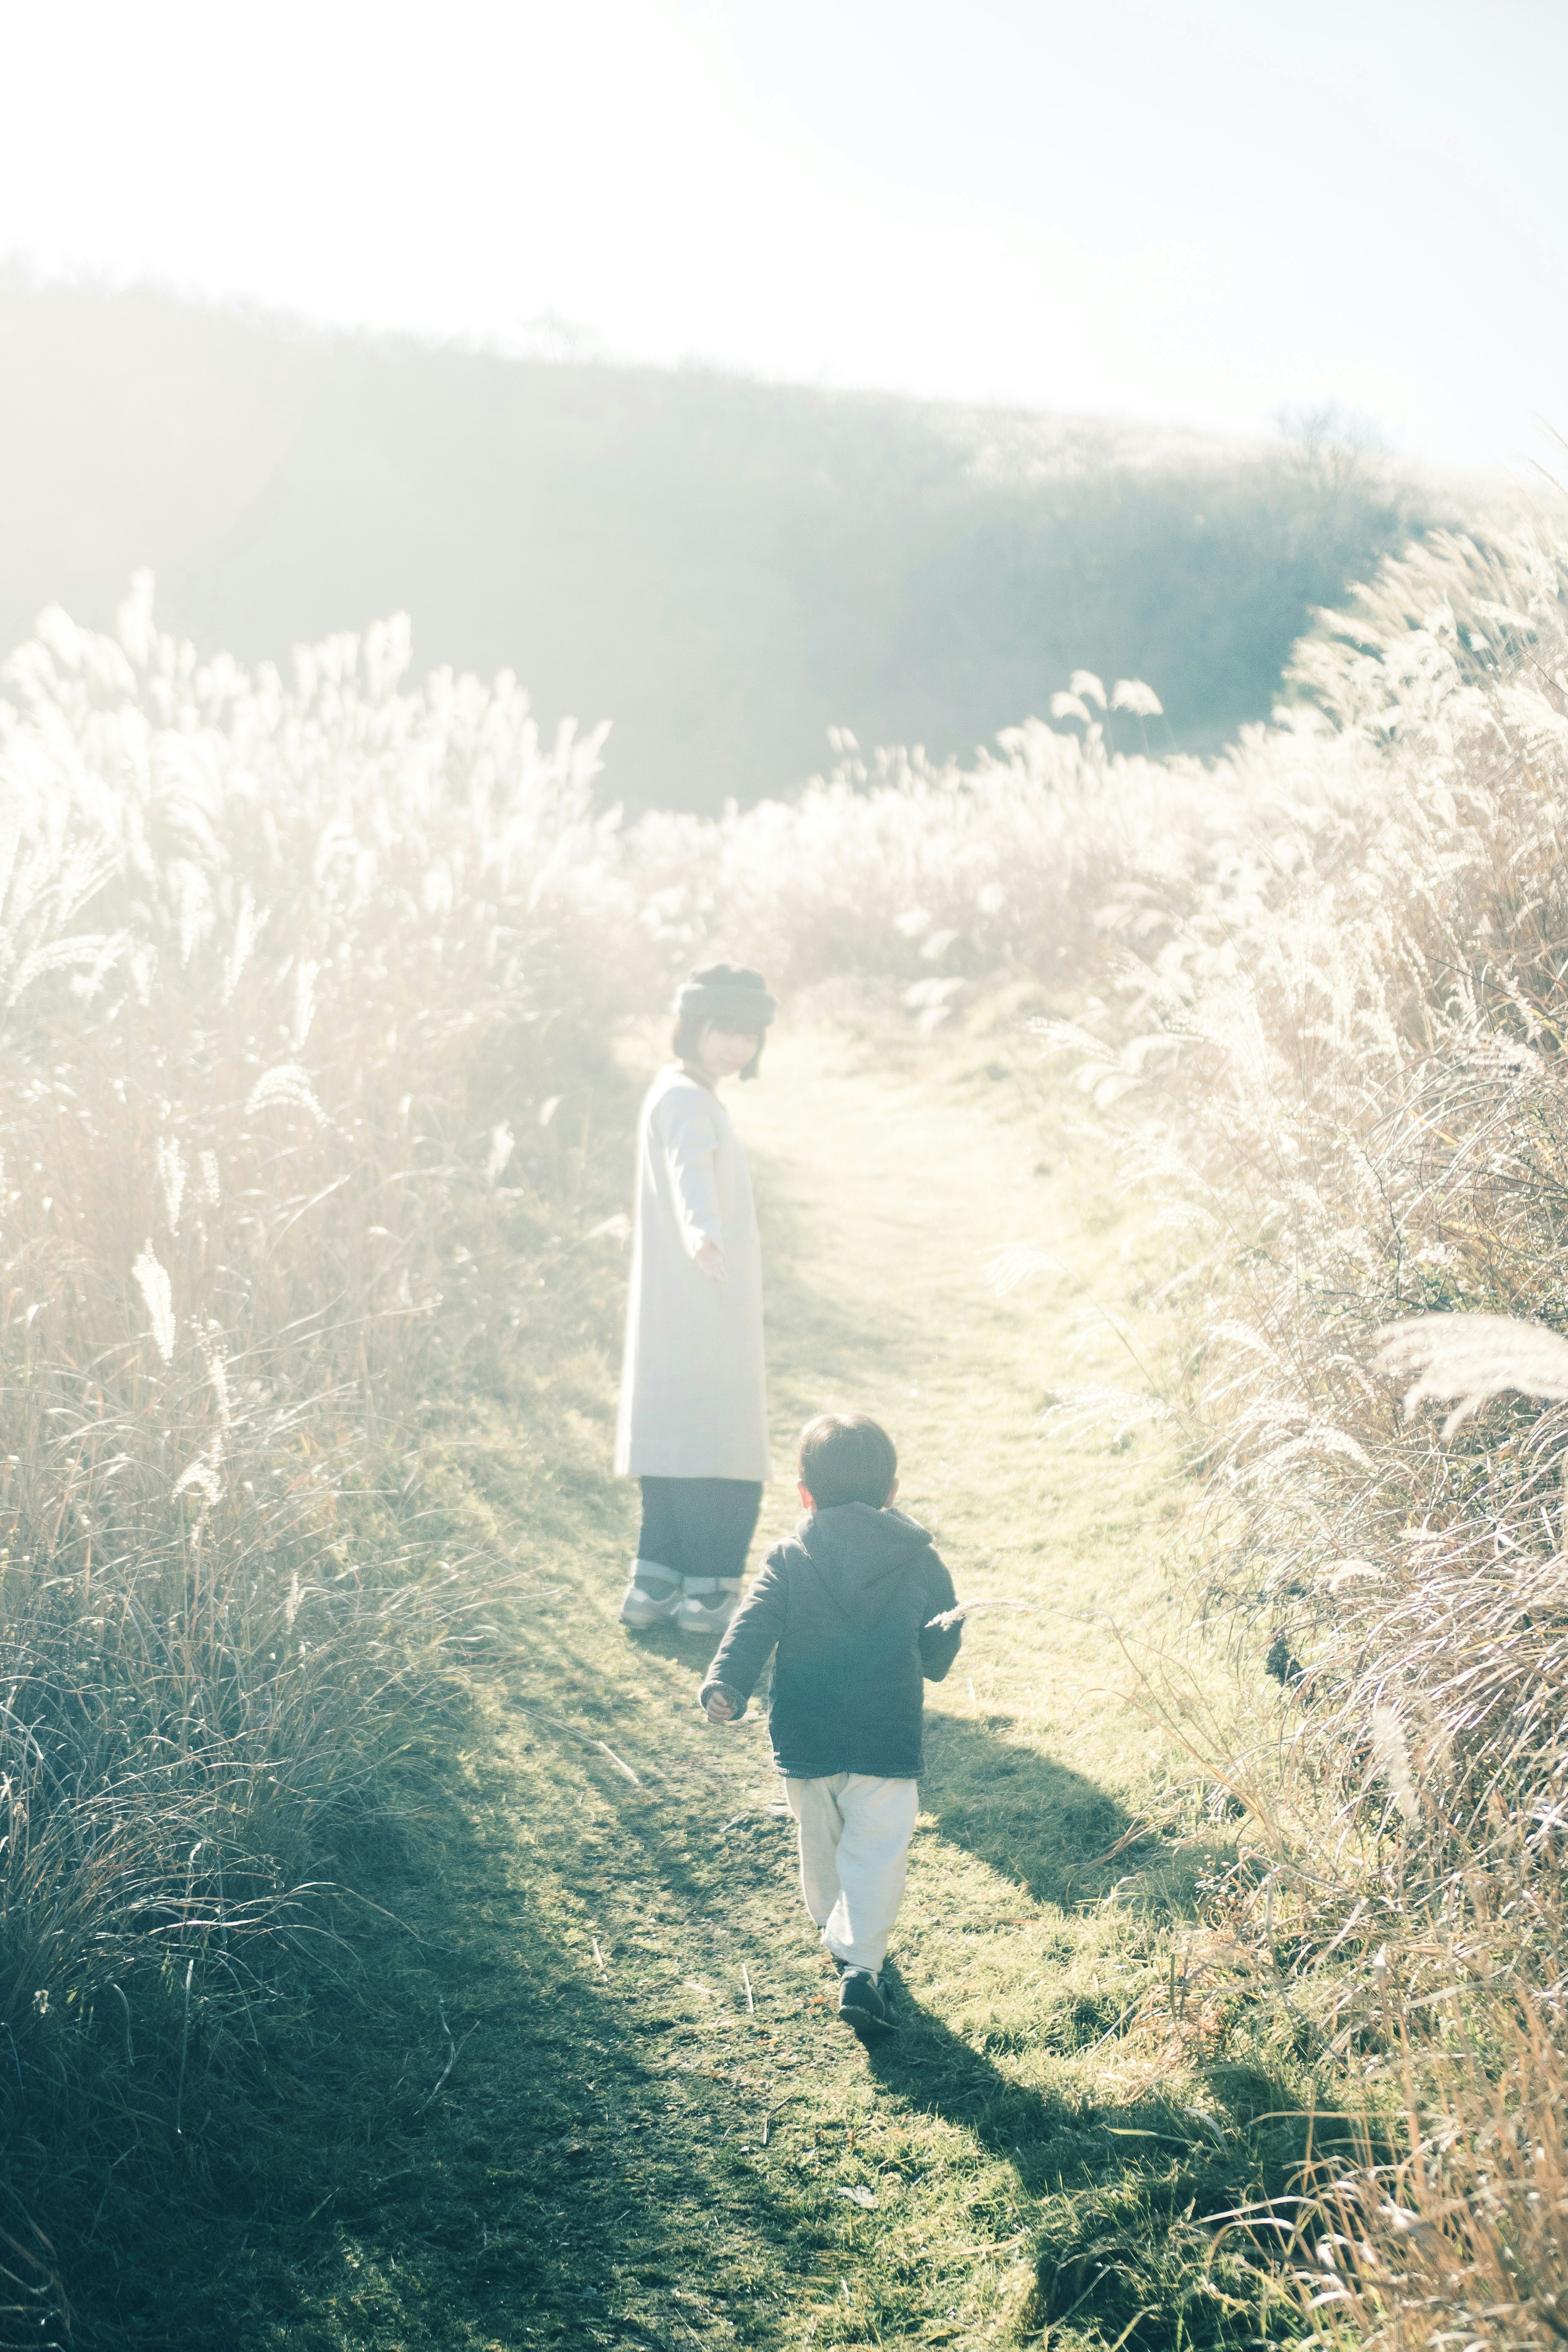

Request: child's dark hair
left=798, top=1412, right=898, bottom=1509
left=671, top=961, right=776, bottom=1080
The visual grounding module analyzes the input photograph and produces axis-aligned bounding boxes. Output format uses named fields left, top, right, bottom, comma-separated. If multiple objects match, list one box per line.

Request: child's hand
left=705, top=1690, right=735, bottom=1724
left=693, top=1239, right=728, bottom=1281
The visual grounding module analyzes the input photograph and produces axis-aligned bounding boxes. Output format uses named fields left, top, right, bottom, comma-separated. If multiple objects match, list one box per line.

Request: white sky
left=2, top=0, right=1565, bottom=468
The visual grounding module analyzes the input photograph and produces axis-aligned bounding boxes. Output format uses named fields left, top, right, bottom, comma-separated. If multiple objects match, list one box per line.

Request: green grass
left=55, top=1004, right=1336, bottom=2349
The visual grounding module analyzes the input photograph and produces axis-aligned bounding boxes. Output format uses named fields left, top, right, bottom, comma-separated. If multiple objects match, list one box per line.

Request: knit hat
left=672, top=963, right=777, bottom=1079
left=673, top=963, right=778, bottom=1033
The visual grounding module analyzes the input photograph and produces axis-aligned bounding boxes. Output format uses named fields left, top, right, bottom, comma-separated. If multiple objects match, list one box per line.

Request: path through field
left=213, top=1010, right=1272, bottom=2352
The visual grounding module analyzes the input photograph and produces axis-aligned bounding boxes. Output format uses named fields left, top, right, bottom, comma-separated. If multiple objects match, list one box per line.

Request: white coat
left=615, top=1064, right=771, bottom=1481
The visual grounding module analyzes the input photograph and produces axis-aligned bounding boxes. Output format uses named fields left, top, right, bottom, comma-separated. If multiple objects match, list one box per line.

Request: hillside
left=0, top=275, right=1462, bottom=811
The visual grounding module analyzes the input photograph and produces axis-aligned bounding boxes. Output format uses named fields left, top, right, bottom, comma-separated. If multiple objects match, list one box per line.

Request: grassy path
left=203, top=1009, right=1300, bottom=2352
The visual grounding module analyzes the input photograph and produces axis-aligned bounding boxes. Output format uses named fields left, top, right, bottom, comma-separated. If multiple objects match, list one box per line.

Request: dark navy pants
left=636, top=1476, right=764, bottom=1591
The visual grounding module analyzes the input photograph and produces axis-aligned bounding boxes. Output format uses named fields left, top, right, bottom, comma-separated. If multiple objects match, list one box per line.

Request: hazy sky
left=3, top=0, right=1565, bottom=468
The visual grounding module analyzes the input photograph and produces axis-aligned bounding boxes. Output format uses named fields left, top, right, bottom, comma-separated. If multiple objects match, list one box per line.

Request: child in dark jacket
left=699, top=1411, right=962, bottom=2039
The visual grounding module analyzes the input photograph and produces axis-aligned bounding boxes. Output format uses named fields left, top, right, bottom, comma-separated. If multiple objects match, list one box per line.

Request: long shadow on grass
left=867, top=1978, right=1319, bottom=2350
left=922, top=1709, right=1134, bottom=1909
left=921, top=1711, right=1212, bottom=1918
left=597, top=1659, right=1183, bottom=1928
left=72, top=1748, right=844, bottom=2350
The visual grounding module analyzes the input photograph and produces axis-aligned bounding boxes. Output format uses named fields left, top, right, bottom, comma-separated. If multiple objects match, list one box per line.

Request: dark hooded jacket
left=698, top=1504, right=962, bottom=1779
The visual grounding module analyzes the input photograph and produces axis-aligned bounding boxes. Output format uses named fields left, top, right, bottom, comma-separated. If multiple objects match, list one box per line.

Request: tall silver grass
left=1030, top=524, right=1568, bottom=1898
left=625, top=681, right=1198, bottom=1009
left=1020, top=521, right=1568, bottom=2333
left=0, top=577, right=644, bottom=2125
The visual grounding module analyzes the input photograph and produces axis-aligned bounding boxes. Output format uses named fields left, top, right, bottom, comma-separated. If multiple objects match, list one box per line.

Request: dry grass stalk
left=0, top=578, right=648, bottom=2230
left=1030, top=514, right=1568, bottom=2339
left=1289, top=1996, right=1568, bottom=2350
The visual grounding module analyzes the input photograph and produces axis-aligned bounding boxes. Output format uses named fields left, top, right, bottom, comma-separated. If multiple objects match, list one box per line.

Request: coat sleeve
left=918, top=1550, right=963, bottom=1682
left=699, top=1551, right=788, bottom=1713
left=658, top=1089, right=724, bottom=1256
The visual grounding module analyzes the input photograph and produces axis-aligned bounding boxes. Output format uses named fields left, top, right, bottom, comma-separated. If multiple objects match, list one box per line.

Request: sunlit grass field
left=88, top=1007, right=1327, bottom=2349
left=15, top=513, right=1568, bottom=2344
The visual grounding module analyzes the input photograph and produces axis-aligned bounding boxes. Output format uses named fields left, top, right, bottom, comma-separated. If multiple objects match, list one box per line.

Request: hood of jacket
left=794, top=1503, right=934, bottom=1630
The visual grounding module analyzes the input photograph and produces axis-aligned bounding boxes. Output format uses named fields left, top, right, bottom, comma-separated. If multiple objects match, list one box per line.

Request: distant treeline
left=0, top=276, right=1463, bottom=811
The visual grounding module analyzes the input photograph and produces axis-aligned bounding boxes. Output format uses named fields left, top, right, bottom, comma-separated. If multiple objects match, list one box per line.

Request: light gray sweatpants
left=784, top=1772, right=920, bottom=1974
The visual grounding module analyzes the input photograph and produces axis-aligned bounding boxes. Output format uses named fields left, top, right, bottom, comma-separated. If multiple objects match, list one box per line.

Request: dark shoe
left=837, top=1969, right=895, bottom=2041
left=831, top=1952, right=892, bottom=1987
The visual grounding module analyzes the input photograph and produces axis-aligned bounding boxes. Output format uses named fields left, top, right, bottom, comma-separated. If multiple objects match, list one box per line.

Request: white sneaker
left=675, top=1577, right=742, bottom=1639
left=619, top=1559, right=681, bottom=1628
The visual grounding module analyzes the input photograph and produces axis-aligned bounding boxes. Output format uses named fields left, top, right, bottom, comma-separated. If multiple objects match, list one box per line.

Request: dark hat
left=672, top=963, right=777, bottom=1079
left=673, top=963, right=777, bottom=1034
